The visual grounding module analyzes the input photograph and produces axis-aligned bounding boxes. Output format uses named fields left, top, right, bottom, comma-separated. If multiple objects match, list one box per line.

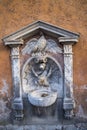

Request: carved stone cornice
left=2, top=21, right=79, bottom=42
left=58, top=37, right=79, bottom=45
left=4, top=39, right=23, bottom=47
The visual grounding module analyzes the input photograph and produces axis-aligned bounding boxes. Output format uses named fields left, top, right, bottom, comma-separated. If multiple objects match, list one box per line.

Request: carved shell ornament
left=22, top=36, right=62, bottom=55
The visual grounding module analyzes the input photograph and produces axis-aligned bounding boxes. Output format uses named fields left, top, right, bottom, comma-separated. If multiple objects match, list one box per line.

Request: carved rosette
left=59, top=37, right=78, bottom=119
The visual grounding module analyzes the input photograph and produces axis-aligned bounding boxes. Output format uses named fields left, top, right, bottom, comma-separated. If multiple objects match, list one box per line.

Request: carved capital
left=59, top=37, right=78, bottom=56
left=63, top=45, right=73, bottom=56
left=10, top=47, right=20, bottom=59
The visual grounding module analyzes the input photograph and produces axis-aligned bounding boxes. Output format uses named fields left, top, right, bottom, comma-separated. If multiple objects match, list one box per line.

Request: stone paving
left=0, top=123, right=87, bottom=130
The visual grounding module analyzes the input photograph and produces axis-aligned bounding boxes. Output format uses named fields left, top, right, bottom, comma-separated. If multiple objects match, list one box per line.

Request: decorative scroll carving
left=22, top=36, right=62, bottom=55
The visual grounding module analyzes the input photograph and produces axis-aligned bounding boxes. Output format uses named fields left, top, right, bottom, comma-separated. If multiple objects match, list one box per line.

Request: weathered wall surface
left=0, top=0, right=87, bottom=127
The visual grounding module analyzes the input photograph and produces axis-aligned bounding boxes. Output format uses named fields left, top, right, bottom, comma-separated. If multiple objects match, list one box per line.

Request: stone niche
left=3, top=21, right=79, bottom=127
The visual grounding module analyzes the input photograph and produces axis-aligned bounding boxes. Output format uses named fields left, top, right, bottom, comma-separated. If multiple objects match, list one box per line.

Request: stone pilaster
left=5, top=40, right=24, bottom=120
left=59, top=37, right=78, bottom=119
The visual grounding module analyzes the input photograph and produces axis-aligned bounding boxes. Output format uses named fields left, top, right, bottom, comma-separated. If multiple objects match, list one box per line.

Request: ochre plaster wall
left=0, top=0, right=87, bottom=119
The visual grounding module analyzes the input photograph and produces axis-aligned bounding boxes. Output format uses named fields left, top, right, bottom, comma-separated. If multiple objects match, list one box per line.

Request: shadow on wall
left=0, top=80, right=11, bottom=121
left=74, top=84, right=87, bottom=119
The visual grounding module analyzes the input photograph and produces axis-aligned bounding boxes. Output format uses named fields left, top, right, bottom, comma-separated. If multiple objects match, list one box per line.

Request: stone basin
left=28, top=89, right=57, bottom=107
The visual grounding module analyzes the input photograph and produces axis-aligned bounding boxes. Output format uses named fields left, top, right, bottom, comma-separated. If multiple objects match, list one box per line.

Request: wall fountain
left=3, top=21, right=79, bottom=129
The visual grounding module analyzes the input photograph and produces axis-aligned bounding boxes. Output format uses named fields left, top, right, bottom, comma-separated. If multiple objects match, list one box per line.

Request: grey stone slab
left=75, top=123, right=87, bottom=130
left=63, top=125, right=77, bottom=130
left=6, top=125, right=23, bottom=130
left=1, top=124, right=87, bottom=130
left=0, top=126, right=6, bottom=130
left=23, top=125, right=62, bottom=130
